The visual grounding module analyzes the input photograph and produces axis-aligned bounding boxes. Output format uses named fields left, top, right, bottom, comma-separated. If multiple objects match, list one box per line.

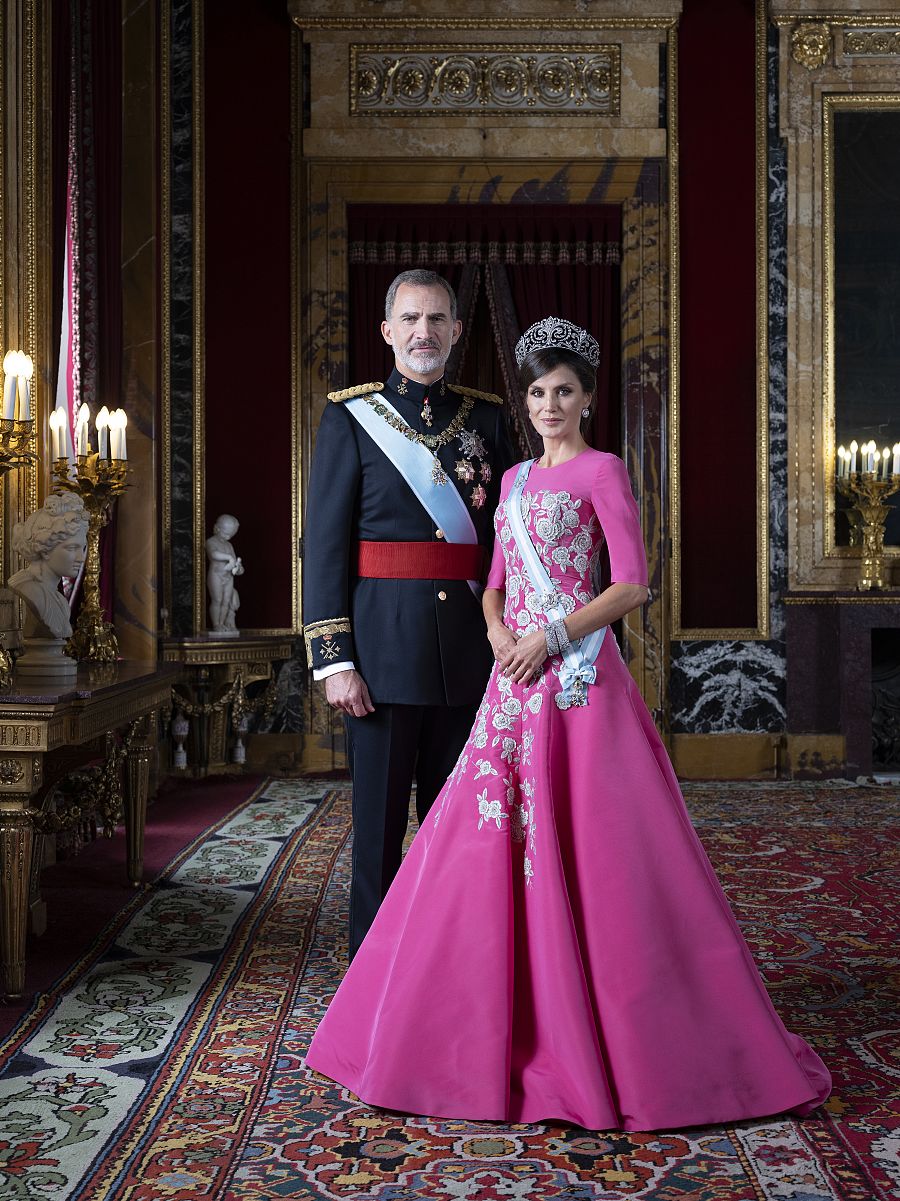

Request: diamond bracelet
left=544, top=618, right=571, bottom=657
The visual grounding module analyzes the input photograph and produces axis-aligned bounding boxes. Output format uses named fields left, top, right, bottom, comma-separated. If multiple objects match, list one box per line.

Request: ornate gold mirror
left=825, top=95, right=900, bottom=552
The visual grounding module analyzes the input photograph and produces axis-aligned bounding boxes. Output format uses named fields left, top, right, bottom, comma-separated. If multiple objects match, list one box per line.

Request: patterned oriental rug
left=0, top=779, right=896, bottom=1201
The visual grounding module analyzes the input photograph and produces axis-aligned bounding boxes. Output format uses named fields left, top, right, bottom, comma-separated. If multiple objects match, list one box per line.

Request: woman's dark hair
left=518, top=346, right=596, bottom=398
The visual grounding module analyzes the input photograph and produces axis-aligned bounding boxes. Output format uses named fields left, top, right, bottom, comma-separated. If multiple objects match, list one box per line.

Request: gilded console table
left=0, top=662, right=178, bottom=1000
left=160, top=632, right=295, bottom=776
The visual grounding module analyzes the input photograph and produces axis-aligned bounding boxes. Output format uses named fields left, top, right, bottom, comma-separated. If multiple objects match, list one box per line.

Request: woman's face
left=525, top=365, right=591, bottom=444
left=45, top=536, right=86, bottom=579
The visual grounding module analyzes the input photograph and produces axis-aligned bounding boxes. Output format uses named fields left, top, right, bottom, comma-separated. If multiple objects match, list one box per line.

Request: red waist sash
left=355, top=540, right=485, bottom=580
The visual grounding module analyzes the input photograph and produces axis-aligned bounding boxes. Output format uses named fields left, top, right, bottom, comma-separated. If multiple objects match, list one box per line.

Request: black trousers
left=344, top=701, right=477, bottom=960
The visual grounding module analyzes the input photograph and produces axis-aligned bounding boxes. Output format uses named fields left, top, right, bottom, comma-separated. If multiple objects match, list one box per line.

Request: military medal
left=457, top=429, right=486, bottom=460
left=456, top=428, right=490, bottom=509
left=397, top=376, right=409, bottom=395
left=421, top=388, right=433, bottom=428
left=431, top=457, right=448, bottom=486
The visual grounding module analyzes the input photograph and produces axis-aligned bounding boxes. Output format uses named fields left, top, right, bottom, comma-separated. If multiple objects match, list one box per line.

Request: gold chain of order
left=364, top=394, right=474, bottom=450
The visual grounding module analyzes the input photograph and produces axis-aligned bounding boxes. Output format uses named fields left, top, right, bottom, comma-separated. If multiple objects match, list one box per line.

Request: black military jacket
left=303, top=367, right=514, bottom=706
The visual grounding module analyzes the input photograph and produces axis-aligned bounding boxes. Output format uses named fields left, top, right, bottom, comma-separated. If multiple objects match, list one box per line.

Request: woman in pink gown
left=306, top=317, right=831, bottom=1130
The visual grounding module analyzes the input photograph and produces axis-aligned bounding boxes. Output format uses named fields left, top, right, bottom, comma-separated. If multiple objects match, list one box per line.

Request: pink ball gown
left=306, top=448, right=831, bottom=1130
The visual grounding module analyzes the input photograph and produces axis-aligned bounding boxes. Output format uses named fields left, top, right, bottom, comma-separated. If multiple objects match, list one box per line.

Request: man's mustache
left=409, top=340, right=438, bottom=350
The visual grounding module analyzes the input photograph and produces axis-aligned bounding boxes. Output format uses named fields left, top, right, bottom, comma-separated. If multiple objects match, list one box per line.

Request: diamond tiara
left=513, top=317, right=601, bottom=370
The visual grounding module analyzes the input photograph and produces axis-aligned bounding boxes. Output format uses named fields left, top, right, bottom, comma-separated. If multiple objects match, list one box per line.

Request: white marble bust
left=9, top=493, right=88, bottom=641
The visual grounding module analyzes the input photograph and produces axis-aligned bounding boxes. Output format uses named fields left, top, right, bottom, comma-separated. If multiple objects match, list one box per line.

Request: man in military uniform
left=303, top=269, right=513, bottom=959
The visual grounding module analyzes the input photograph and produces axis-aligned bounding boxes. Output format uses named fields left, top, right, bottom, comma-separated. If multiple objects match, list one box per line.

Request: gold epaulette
left=448, top=383, right=503, bottom=405
left=327, top=381, right=384, bottom=403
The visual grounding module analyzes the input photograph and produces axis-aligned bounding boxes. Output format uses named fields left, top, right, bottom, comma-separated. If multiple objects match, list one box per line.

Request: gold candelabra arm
left=52, top=455, right=130, bottom=663
left=0, top=420, right=37, bottom=478
left=835, top=473, right=900, bottom=591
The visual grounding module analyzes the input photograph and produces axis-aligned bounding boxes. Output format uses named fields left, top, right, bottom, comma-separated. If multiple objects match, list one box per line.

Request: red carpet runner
left=0, top=780, right=896, bottom=1200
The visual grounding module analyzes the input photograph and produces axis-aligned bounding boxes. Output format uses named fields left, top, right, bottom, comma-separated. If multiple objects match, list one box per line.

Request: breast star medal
left=456, top=429, right=490, bottom=509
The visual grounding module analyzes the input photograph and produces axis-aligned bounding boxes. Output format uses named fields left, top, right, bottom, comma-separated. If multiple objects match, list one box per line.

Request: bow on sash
left=507, top=459, right=606, bottom=709
left=344, top=392, right=481, bottom=598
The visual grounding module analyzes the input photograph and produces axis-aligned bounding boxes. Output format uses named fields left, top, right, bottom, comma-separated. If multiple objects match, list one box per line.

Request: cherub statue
left=206, top=514, right=244, bottom=635
left=9, top=493, right=88, bottom=675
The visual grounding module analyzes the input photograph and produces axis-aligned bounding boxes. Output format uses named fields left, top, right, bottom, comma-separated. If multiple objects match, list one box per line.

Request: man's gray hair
left=384, top=269, right=458, bottom=322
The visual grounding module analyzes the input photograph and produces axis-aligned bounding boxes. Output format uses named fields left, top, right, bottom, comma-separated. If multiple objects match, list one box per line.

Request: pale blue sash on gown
left=507, top=458, right=606, bottom=709
left=345, top=392, right=481, bottom=598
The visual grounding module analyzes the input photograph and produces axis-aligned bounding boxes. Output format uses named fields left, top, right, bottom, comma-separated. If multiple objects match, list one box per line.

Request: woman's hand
left=487, top=620, right=518, bottom=668
left=501, top=630, right=548, bottom=684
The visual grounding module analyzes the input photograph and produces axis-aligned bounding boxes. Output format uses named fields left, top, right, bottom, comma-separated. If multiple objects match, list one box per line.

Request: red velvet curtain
left=347, top=204, right=622, bottom=459
left=678, top=0, right=758, bottom=629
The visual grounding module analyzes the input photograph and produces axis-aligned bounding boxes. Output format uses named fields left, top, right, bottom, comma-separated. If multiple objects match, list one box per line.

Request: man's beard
left=397, top=343, right=448, bottom=376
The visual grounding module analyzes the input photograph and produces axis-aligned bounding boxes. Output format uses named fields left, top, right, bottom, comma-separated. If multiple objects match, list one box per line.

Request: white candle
left=119, top=410, right=128, bottom=460
left=96, top=406, right=110, bottom=459
left=108, top=410, right=119, bottom=459
left=75, top=404, right=90, bottom=456
left=837, top=446, right=846, bottom=479
left=60, top=407, right=72, bottom=460
left=2, top=352, right=17, bottom=420
left=49, top=410, right=60, bottom=460
left=850, top=439, right=858, bottom=474
left=893, top=444, right=900, bottom=476
left=17, top=354, right=33, bottom=422
left=883, top=447, right=892, bottom=479
left=874, top=450, right=882, bottom=477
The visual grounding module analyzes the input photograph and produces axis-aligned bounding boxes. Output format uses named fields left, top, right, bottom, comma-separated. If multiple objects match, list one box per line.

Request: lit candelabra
left=52, top=404, right=129, bottom=662
left=0, top=352, right=38, bottom=477
left=836, top=438, right=900, bottom=591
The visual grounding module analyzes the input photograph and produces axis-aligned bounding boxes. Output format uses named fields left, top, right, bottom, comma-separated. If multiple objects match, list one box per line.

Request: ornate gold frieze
left=844, top=29, right=900, bottom=55
left=0, top=724, right=43, bottom=749
left=791, top=22, right=833, bottom=70
left=350, top=45, right=621, bottom=116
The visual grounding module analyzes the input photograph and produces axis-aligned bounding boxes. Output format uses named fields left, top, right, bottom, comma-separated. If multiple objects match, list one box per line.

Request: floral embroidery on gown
left=306, top=449, right=831, bottom=1130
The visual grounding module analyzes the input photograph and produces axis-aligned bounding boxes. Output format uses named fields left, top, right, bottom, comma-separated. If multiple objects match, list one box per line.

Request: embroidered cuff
left=303, top=618, right=353, bottom=670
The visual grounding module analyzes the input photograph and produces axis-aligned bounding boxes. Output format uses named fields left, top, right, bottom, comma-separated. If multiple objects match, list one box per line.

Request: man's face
left=381, top=284, right=462, bottom=383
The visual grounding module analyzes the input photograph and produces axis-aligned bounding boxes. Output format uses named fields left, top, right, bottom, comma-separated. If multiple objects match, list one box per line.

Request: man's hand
left=324, top=668, right=375, bottom=718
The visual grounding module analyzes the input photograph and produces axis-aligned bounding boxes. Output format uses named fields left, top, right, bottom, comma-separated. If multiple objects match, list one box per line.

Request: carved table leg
left=123, top=715, right=154, bottom=887
left=0, top=812, right=34, bottom=1000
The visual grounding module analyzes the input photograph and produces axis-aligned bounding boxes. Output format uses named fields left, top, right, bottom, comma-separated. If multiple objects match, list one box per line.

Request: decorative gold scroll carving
left=844, top=29, right=900, bottom=55
left=791, top=22, right=833, bottom=70
left=0, top=759, right=24, bottom=786
left=350, top=45, right=620, bottom=117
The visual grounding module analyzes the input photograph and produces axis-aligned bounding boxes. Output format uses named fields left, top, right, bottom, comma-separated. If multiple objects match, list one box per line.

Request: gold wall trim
left=349, top=44, right=621, bottom=116
left=669, top=0, right=769, bottom=641
left=293, top=16, right=678, bottom=32
left=192, top=0, right=205, bottom=634
left=822, top=93, right=900, bottom=563
left=290, top=25, right=301, bottom=633
left=160, top=0, right=173, bottom=628
left=773, top=12, right=900, bottom=26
